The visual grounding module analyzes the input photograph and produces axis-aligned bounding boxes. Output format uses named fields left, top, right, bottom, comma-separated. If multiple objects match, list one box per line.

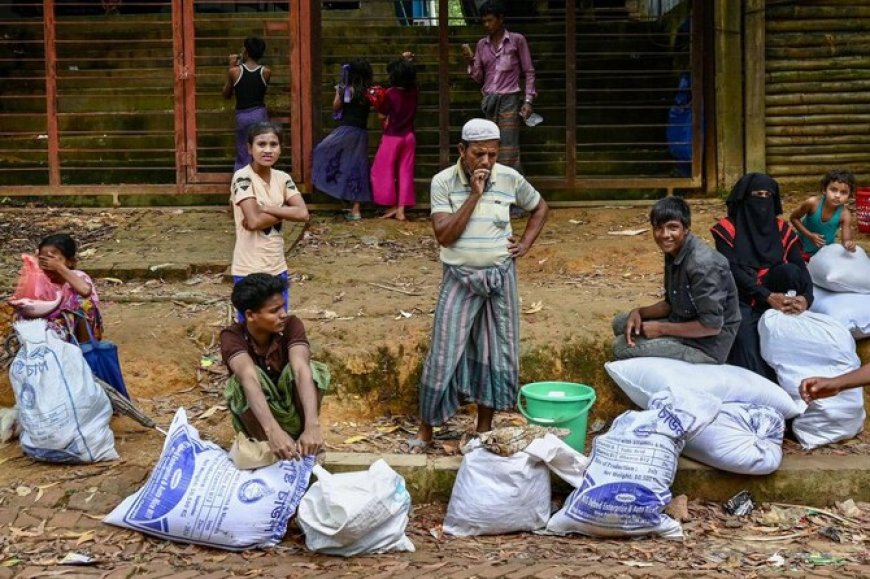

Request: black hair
left=38, top=233, right=77, bottom=260
left=821, top=169, right=856, bottom=195
left=649, top=197, right=691, bottom=228
left=247, top=121, right=283, bottom=145
left=479, top=0, right=505, bottom=18
left=387, top=58, right=416, bottom=89
left=244, top=36, right=266, bottom=60
left=231, top=273, right=286, bottom=315
left=347, top=58, right=373, bottom=99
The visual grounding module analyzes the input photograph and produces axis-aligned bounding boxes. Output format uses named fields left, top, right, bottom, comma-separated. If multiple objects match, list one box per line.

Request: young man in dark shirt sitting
left=611, top=197, right=741, bottom=364
left=220, top=273, right=327, bottom=459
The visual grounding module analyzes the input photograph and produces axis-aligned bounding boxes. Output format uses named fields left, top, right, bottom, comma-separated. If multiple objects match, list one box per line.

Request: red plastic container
left=857, top=187, right=870, bottom=234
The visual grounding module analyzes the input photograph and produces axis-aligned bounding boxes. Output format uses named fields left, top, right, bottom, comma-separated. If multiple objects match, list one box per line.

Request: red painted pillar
left=43, top=0, right=59, bottom=186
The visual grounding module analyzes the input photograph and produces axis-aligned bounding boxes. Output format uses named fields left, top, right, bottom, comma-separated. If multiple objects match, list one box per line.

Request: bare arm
left=262, top=65, right=271, bottom=85
left=623, top=300, right=670, bottom=346
left=643, top=319, right=721, bottom=340
left=38, top=255, right=92, bottom=297
left=789, top=197, right=823, bottom=247
left=289, top=344, right=323, bottom=456
left=840, top=209, right=856, bottom=250
left=800, top=363, right=870, bottom=402
left=262, top=193, right=310, bottom=223
left=238, top=197, right=281, bottom=231
left=222, top=59, right=240, bottom=99
left=228, top=352, right=299, bottom=459
left=508, top=198, right=549, bottom=257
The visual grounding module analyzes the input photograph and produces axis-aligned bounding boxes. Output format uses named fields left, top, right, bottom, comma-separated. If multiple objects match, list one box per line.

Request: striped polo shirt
left=430, top=159, right=542, bottom=267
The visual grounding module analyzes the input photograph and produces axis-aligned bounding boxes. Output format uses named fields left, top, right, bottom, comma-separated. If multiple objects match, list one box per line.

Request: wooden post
left=744, top=0, right=766, bottom=173
left=565, top=0, right=576, bottom=187
left=290, top=0, right=320, bottom=187
left=714, top=0, right=745, bottom=190
left=438, top=0, right=450, bottom=168
left=43, top=0, right=59, bottom=186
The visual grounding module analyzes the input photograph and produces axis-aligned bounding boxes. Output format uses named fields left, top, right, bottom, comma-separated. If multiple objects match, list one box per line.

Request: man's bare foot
left=380, top=207, right=398, bottom=219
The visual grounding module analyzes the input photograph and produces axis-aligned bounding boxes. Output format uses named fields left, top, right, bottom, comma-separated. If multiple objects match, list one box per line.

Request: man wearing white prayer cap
left=402, top=118, right=549, bottom=453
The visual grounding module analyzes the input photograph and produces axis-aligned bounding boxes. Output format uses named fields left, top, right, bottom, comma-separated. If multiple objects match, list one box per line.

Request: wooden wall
left=764, top=1, right=870, bottom=192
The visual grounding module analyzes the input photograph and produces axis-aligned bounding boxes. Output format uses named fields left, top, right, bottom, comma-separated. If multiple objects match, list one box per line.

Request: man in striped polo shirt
left=403, top=118, right=549, bottom=453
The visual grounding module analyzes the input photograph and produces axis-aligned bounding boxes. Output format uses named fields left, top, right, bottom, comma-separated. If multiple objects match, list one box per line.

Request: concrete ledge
left=321, top=452, right=870, bottom=507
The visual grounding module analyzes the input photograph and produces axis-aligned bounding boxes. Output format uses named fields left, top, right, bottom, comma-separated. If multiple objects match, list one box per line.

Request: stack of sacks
left=546, top=389, right=719, bottom=540
left=443, top=432, right=589, bottom=536
left=605, top=358, right=800, bottom=475
left=808, top=245, right=870, bottom=339
left=760, top=310, right=866, bottom=449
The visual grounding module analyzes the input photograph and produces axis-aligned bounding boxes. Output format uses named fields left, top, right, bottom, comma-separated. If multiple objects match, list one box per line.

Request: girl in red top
left=371, top=52, right=419, bottom=221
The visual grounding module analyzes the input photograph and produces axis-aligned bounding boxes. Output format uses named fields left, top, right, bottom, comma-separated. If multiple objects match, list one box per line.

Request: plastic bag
left=10, top=319, right=117, bottom=463
left=105, top=408, right=313, bottom=550
left=683, top=403, right=784, bottom=475
left=297, top=460, right=414, bottom=556
left=759, top=310, right=865, bottom=449
left=9, top=254, right=62, bottom=318
left=546, top=389, right=719, bottom=540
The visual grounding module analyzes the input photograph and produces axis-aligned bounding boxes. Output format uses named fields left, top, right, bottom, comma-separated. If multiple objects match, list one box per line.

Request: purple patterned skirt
left=311, top=125, right=372, bottom=202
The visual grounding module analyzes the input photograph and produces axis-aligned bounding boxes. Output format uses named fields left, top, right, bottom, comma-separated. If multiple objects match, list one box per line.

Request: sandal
left=343, top=212, right=362, bottom=222
left=398, top=438, right=430, bottom=454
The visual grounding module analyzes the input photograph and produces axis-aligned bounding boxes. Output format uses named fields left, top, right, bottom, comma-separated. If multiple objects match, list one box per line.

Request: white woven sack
left=605, top=358, right=804, bottom=419
left=105, top=408, right=313, bottom=550
left=759, top=310, right=865, bottom=449
left=807, top=244, right=870, bottom=293
left=10, top=319, right=117, bottom=462
left=443, top=439, right=551, bottom=536
left=297, top=460, right=415, bottom=556
left=810, top=285, right=870, bottom=339
left=546, top=389, right=719, bottom=540
left=683, top=403, right=784, bottom=475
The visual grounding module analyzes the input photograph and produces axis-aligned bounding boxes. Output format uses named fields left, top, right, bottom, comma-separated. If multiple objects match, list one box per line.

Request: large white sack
left=444, top=439, right=551, bottom=536
left=759, top=310, right=866, bottom=449
left=524, top=433, right=591, bottom=488
left=808, top=244, right=870, bottom=293
left=546, top=389, right=719, bottom=540
left=605, top=358, right=805, bottom=419
left=297, top=460, right=415, bottom=556
left=810, top=285, right=870, bottom=339
left=10, top=319, right=117, bottom=462
left=105, top=408, right=313, bottom=550
left=683, top=403, right=784, bottom=475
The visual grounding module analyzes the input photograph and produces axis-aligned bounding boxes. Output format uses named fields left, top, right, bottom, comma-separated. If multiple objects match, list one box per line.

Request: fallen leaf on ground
left=15, top=485, right=32, bottom=497
left=607, top=227, right=650, bottom=236
left=343, top=435, right=367, bottom=444
left=395, top=310, right=413, bottom=320
left=102, top=277, right=124, bottom=285
left=75, top=530, right=96, bottom=546
left=620, top=561, right=654, bottom=568
left=523, top=301, right=544, bottom=314
left=198, top=405, right=227, bottom=420
left=835, top=499, right=861, bottom=518
left=35, top=482, right=60, bottom=502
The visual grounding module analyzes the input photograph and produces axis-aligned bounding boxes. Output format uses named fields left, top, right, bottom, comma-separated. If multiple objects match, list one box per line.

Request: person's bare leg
left=396, top=206, right=407, bottom=221
left=350, top=202, right=362, bottom=218
left=380, top=205, right=398, bottom=219
left=476, top=406, right=495, bottom=433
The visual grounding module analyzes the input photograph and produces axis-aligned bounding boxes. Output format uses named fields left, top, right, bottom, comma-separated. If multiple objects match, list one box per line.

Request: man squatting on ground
left=220, top=273, right=329, bottom=460
left=463, top=0, right=536, bottom=172
left=405, top=118, right=549, bottom=452
left=612, top=197, right=741, bottom=364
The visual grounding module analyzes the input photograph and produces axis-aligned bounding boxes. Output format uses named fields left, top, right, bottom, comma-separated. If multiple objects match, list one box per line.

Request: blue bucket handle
left=517, top=390, right=596, bottom=425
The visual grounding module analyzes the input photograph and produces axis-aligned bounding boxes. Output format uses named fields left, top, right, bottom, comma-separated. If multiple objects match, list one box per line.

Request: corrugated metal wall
left=765, top=0, right=870, bottom=188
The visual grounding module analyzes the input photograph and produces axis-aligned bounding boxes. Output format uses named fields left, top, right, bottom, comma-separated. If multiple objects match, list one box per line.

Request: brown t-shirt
left=220, top=316, right=309, bottom=384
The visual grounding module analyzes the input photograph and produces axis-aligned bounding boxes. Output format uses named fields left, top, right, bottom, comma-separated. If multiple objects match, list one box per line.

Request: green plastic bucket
left=517, top=382, right=596, bottom=452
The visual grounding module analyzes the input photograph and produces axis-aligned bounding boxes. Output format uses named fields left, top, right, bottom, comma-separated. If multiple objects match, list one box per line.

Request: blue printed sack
left=546, top=389, right=719, bottom=540
left=104, top=408, right=313, bottom=551
left=10, top=319, right=117, bottom=463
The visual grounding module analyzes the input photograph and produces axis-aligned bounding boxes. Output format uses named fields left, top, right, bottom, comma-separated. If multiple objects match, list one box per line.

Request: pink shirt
left=375, top=86, right=419, bottom=136
left=468, top=29, right=536, bottom=101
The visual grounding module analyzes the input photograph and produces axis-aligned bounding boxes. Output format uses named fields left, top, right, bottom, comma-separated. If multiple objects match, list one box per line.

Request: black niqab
left=725, top=173, right=784, bottom=269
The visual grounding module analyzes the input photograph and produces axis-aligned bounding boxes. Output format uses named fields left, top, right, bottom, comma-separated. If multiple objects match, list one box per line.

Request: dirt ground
left=0, top=201, right=869, bottom=576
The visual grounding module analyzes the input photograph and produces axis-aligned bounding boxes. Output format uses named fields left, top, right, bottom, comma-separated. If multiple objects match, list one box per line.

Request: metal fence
left=0, top=0, right=704, bottom=202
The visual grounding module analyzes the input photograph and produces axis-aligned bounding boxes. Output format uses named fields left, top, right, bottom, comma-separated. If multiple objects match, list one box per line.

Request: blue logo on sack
left=238, top=479, right=270, bottom=504
left=19, top=383, right=36, bottom=409
left=11, top=360, right=24, bottom=376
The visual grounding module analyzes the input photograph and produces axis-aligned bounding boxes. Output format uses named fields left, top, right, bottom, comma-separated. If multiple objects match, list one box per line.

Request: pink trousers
left=371, top=131, right=416, bottom=207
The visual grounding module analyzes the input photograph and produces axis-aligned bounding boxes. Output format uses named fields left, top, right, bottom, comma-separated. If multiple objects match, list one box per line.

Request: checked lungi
left=481, top=92, right=522, bottom=172
left=419, top=259, right=520, bottom=426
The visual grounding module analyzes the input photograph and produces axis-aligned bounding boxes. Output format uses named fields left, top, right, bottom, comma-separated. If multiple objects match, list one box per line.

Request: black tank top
left=340, top=97, right=371, bottom=129
left=235, top=64, right=267, bottom=110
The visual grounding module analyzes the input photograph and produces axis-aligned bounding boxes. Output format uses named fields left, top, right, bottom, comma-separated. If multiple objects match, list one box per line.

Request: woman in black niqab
left=712, top=173, right=813, bottom=379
